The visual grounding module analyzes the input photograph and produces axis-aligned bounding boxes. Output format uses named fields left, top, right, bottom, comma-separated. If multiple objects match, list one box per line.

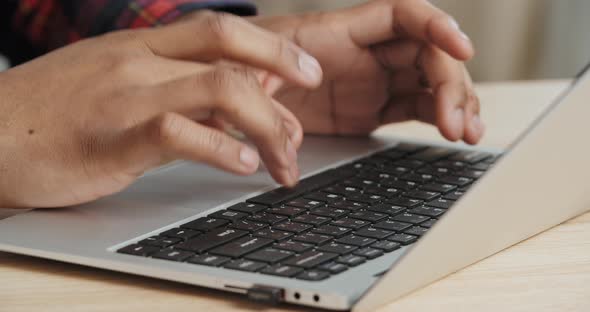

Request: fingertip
left=297, top=51, right=324, bottom=88
left=239, top=146, right=260, bottom=174
left=436, top=84, right=465, bottom=142
left=431, top=16, right=474, bottom=61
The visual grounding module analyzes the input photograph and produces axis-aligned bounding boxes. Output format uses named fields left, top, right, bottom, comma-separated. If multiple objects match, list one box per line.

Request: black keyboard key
left=437, top=175, right=472, bottom=186
left=434, top=160, right=468, bottom=170
left=420, top=183, right=457, bottom=193
left=421, top=219, right=438, bottom=228
left=285, top=198, right=325, bottom=209
left=245, top=248, right=294, bottom=264
left=304, top=192, right=343, bottom=203
left=354, top=227, right=394, bottom=240
left=349, top=211, right=388, bottom=223
left=373, top=220, right=412, bottom=232
left=181, top=218, right=229, bottom=232
left=342, top=178, right=378, bottom=189
left=361, top=155, right=390, bottom=167
left=273, top=221, right=312, bottom=234
left=331, top=200, right=367, bottom=211
left=380, top=179, right=417, bottom=191
left=224, top=259, right=267, bottom=272
left=388, top=233, right=418, bottom=245
left=371, top=240, right=401, bottom=252
left=367, top=204, right=406, bottom=216
left=149, top=237, right=182, bottom=248
left=176, top=228, right=247, bottom=253
left=391, top=213, right=429, bottom=224
left=160, top=228, right=201, bottom=241
left=293, top=233, right=333, bottom=245
left=353, top=247, right=384, bottom=259
left=336, top=254, right=366, bottom=267
left=152, top=249, right=194, bottom=262
left=292, top=214, right=331, bottom=226
left=230, top=220, right=267, bottom=232
left=210, top=210, right=248, bottom=222
left=261, top=265, right=303, bottom=277
left=377, top=150, right=406, bottom=160
left=187, top=254, right=231, bottom=267
left=247, top=213, right=288, bottom=225
left=210, top=237, right=273, bottom=258
left=403, top=190, right=440, bottom=201
left=335, top=234, right=376, bottom=247
left=273, top=240, right=314, bottom=253
left=427, top=198, right=455, bottom=209
left=393, top=159, right=425, bottom=169
left=404, top=226, right=429, bottom=237
left=364, top=187, right=400, bottom=198
left=317, top=242, right=358, bottom=255
left=118, top=244, right=160, bottom=257
left=267, top=206, right=306, bottom=217
left=410, top=147, right=457, bottom=162
left=329, top=218, right=369, bottom=230
left=380, top=166, right=410, bottom=176
left=138, top=236, right=161, bottom=246
left=312, top=225, right=352, bottom=237
left=247, top=169, right=354, bottom=206
left=346, top=193, right=384, bottom=205
left=386, top=197, right=422, bottom=208
left=322, top=185, right=362, bottom=196
left=318, top=262, right=348, bottom=274
left=443, top=190, right=465, bottom=201
left=409, top=206, right=446, bottom=217
left=401, top=173, right=435, bottom=184
left=310, top=207, right=349, bottom=219
left=228, top=202, right=267, bottom=214
left=454, top=169, right=485, bottom=179
left=253, top=228, right=293, bottom=241
left=449, top=151, right=491, bottom=164
left=417, top=166, right=451, bottom=176
left=296, top=270, right=331, bottom=281
left=284, top=251, right=338, bottom=269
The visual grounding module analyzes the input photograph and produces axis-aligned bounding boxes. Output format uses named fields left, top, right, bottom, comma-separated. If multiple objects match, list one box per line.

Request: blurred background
left=252, top=0, right=590, bottom=82
left=1, top=0, right=588, bottom=82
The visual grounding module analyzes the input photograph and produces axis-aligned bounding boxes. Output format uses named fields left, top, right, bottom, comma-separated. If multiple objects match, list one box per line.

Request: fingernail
left=453, top=108, right=465, bottom=137
left=239, top=146, right=259, bottom=170
left=472, top=115, right=484, bottom=134
left=286, top=139, right=298, bottom=164
left=298, top=52, right=322, bottom=84
left=449, top=17, right=470, bottom=41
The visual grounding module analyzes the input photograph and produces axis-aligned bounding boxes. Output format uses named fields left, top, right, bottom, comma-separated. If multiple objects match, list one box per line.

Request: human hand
left=250, top=0, right=484, bottom=144
left=0, top=12, right=323, bottom=208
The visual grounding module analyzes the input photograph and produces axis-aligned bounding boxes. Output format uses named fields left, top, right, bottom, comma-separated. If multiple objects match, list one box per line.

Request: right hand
left=0, top=11, right=323, bottom=208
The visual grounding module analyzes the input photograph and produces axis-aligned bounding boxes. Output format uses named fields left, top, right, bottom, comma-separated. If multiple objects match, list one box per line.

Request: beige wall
left=252, top=0, right=590, bottom=82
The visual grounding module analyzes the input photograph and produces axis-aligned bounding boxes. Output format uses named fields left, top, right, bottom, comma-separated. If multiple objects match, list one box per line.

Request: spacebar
left=247, top=169, right=354, bottom=206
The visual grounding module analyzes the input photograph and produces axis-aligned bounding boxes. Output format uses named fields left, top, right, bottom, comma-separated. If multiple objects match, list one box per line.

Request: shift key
left=284, top=251, right=338, bottom=269
left=176, top=227, right=247, bottom=253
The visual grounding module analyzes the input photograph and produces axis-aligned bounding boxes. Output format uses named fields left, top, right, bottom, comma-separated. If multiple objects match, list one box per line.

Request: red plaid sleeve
left=12, top=0, right=256, bottom=51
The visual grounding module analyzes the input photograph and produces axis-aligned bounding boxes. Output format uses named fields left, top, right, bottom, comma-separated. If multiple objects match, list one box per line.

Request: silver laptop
left=1, top=64, right=590, bottom=311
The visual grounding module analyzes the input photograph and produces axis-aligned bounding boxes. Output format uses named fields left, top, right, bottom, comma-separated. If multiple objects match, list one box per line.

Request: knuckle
left=204, top=12, right=237, bottom=48
left=200, top=129, right=226, bottom=157
left=147, top=113, right=183, bottom=147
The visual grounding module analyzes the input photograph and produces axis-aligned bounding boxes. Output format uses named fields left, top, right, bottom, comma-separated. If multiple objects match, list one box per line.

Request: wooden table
left=2, top=80, right=589, bottom=312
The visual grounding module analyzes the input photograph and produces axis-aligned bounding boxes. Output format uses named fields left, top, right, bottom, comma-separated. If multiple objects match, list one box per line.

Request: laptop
left=1, top=64, right=590, bottom=311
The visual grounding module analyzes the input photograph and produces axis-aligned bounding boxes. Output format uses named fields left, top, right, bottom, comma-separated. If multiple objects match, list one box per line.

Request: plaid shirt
left=0, top=0, right=256, bottom=64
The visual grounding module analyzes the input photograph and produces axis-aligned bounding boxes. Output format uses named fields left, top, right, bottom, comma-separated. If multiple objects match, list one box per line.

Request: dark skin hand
left=247, top=0, right=484, bottom=143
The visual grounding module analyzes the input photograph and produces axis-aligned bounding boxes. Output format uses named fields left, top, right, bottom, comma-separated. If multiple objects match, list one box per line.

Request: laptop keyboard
left=117, top=143, right=500, bottom=282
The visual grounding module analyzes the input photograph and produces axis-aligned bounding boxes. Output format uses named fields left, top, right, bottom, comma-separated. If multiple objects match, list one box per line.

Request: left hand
left=249, top=0, right=484, bottom=144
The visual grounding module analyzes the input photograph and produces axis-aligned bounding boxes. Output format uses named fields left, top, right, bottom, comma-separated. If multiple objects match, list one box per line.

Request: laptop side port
left=246, top=285, right=284, bottom=305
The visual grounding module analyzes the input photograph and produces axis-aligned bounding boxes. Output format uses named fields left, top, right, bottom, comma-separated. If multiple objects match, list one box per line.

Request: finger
left=346, top=0, right=473, bottom=60
left=117, top=112, right=261, bottom=177
left=139, top=11, right=323, bottom=88
left=139, top=67, right=300, bottom=186
left=381, top=91, right=437, bottom=125
left=388, top=69, right=427, bottom=94
left=272, top=99, right=304, bottom=149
